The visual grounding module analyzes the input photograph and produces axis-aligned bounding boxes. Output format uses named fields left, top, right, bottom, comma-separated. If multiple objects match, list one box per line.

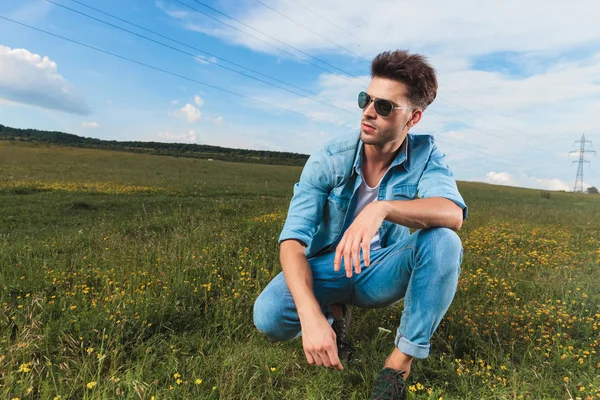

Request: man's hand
left=334, top=201, right=386, bottom=277
left=300, top=312, right=343, bottom=370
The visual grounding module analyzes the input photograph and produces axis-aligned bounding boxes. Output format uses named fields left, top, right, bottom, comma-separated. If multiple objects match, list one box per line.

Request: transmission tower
left=569, top=134, right=595, bottom=192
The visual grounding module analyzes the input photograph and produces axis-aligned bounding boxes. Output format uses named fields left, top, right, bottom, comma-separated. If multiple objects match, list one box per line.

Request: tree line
left=0, top=124, right=310, bottom=166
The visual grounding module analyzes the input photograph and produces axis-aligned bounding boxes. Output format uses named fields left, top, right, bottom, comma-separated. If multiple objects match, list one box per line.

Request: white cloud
left=535, top=178, right=570, bottom=191
left=195, top=55, right=218, bottom=65
left=485, top=172, right=572, bottom=191
left=171, top=100, right=179, bottom=105
left=194, top=95, right=204, bottom=107
left=170, top=103, right=201, bottom=122
left=158, top=130, right=197, bottom=143
left=486, top=172, right=515, bottom=186
left=212, top=116, right=223, bottom=126
left=81, top=122, right=99, bottom=128
left=0, top=45, right=90, bottom=115
left=0, top=98, right=18, bottom=106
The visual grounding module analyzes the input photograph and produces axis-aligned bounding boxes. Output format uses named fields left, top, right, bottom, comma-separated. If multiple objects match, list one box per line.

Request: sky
left=1, top=0, right=599, bottom=191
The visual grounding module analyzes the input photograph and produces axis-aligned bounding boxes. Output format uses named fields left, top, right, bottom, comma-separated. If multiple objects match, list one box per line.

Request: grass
left=0, top=140, right=599, bottom=399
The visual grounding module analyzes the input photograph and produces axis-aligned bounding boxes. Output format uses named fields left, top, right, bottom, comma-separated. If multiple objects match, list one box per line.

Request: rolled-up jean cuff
left=395, top=334, right=430, bottom=359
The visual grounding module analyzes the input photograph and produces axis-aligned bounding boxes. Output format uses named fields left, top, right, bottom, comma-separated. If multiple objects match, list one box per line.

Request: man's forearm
left=279, top=240, right=322, bottom=320
left=379, top=197, right=463, bottom=231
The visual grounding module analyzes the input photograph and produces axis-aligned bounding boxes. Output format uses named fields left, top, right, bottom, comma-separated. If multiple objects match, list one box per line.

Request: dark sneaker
left=331, top=304, right=353, bottom=362
left=369, top=368, right=406, bottom=400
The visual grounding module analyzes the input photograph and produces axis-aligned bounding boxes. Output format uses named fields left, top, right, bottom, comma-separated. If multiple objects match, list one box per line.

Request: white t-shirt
left=350, top=176, right=382, bottom=251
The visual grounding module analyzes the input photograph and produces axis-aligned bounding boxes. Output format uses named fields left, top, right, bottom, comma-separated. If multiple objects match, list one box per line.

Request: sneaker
left=331, top=304, right=353, bottom=362
left=369, top=368, right=406, bottom=400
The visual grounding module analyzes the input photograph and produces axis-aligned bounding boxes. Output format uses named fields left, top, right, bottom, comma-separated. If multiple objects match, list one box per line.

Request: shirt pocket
left=392, top=184, right=418, bottom=200
left=327, top=191, right=351, bottom=211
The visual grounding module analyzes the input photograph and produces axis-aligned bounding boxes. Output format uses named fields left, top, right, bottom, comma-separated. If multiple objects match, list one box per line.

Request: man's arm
left=280, top=239, right=343, bottom=370
left=277, top=145, right=343, bottom=370
left=333, top=197, right=462, bottom=277
left=380, top=197, right=463, bottom=231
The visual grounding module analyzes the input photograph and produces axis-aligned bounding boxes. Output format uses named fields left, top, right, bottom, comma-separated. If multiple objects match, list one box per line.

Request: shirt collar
left=353, top=134, right=411, bottom=175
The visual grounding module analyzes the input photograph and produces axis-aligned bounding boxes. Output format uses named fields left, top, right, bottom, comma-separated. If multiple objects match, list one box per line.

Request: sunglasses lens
left=374, top=99, right=393, bottom=117
left=358, top=91, right=370, bottom=109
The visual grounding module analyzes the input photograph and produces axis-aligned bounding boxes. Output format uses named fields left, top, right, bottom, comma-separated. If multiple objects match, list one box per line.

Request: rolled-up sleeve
left=418, top=138, right=468, bottom=220
left=278, top=146, right=333, bottom=248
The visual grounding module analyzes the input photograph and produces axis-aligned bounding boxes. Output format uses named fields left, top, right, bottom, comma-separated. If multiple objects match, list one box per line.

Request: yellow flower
left=408, top=385, right=417, bottom=392
left=17, top=363, right=31, bottom=373
left=70, top=305, right=77, bottom=310
left=173, top=372, right=181, bottom=379
left=195, top=379, right=202, bottom=385
left=87, top=381, right=97, bottom=389
left=564, top=376, right=569, bottom=382
left=54, top=397, right=61, bottom=400
left=176, top=379, right=182, bottom=385
left=87, top=347, right=94, bottom=354
left=270, top=367, right=276, bottom=372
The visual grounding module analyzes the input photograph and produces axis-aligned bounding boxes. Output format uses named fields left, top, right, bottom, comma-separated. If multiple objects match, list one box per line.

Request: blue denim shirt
left=279, top=132, right=468, bottom=259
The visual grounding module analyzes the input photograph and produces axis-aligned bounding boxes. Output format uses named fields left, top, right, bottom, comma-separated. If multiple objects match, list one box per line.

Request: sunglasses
left=357, top=91, right=414, bottom=117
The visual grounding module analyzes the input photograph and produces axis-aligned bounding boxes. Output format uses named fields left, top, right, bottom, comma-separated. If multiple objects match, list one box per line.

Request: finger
left=327, top=347, right=344, bottom=371
left=312, top=351, right=324, bottom=366
left=351, top=238, right=361, bottom=275
left=318, top=351, right=332, bottom=368
left=343, top=248, right=352, bottom=278
left=333, top=237, right=346, bottom=271
left=305, top=349, right=315, bottom=365
left=362, top=238, right=371, bottom=267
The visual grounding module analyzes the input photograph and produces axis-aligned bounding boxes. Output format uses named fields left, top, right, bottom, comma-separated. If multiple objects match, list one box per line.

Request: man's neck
left=362, top=136, right=406, bottom=173
left=361, top=136, right=406, bottom=187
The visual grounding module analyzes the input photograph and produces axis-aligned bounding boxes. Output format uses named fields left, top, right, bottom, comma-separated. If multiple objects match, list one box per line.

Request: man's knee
left=253, top=288, right=296, bottom=342
left=415, top=227, right=463, bottom=269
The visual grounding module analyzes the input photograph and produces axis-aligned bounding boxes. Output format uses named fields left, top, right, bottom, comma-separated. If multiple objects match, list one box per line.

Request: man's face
left=360, top=77, right=415, bottom=146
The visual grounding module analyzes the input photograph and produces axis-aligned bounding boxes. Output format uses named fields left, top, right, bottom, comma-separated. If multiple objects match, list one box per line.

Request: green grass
left=1, top=141, right=599, bottom=399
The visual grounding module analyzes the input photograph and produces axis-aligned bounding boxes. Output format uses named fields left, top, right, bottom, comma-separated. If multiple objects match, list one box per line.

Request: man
left=254, top=50, right=467, bottom=399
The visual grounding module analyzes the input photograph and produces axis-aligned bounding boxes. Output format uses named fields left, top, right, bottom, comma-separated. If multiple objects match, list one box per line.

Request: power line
left=66, top=0, right=340, bottom=103
left=0, top=15, right=354, bottom=128
left=178, top=0, right=368, bottom=86
left=251, top=0, right=372, bottom=63
left=46, top=0, right=355, bottom=116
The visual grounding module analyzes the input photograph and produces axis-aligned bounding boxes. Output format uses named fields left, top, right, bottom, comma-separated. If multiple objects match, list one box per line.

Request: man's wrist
left=376, top=200, right=393, bottom=220
left=298, top=304, right=325, bottom=322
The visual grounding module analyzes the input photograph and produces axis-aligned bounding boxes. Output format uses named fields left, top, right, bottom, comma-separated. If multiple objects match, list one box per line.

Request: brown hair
left=371, top=50, right=438, bottom=110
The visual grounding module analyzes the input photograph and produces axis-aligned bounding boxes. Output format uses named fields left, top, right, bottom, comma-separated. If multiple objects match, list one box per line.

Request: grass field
left=1, top=140, right=599, bottom=399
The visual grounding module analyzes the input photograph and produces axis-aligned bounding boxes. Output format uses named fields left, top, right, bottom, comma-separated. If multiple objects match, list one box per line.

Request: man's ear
left=409, top=109, right=423, bottom=128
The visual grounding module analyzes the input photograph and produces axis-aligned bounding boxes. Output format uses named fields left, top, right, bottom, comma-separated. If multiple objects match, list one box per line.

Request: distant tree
left=586, top=186, right=599, bottom=194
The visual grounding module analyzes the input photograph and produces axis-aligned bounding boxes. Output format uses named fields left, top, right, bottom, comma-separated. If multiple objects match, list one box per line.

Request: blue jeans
left=253, top=227, right=463, bottom=359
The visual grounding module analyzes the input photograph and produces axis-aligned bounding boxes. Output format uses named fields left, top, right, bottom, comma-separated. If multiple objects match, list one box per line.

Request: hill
left=0, top=123, right=309, bottom=166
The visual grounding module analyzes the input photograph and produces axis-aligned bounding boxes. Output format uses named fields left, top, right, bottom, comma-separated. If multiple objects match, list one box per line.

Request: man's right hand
left=300, top=312, right=344, bottom=370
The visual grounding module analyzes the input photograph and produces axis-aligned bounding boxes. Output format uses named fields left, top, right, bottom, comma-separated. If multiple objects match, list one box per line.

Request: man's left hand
left=334, top=201, right=387, bottom=277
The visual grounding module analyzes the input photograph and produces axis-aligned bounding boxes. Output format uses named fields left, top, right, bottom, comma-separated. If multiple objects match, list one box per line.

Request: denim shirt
left=279, top=132, right=468, bottom=259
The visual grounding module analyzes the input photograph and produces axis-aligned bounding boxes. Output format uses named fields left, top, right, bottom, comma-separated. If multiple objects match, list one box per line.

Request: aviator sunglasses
left=357, top=91, right=414, bottom=117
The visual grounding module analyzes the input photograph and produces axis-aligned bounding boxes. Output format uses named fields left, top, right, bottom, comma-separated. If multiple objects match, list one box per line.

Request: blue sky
left=1, top=0, right=599, bottom=190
